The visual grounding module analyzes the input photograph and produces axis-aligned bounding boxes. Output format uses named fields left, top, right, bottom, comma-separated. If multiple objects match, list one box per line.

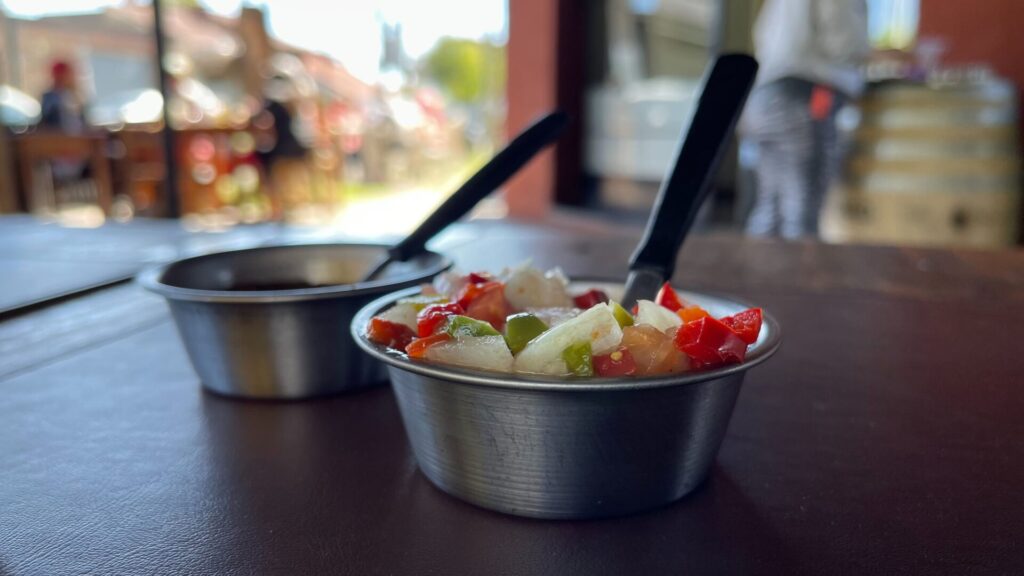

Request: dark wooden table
left=2, top=219, right=1023, bottom=575
left=0, top=215, right=283, bottom=315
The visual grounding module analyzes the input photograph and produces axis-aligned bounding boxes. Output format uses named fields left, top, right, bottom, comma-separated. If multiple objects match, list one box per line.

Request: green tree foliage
left=423, top=37, right=506, bottom=104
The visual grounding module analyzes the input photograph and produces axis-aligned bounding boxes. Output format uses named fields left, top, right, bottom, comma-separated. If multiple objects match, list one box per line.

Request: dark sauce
left=228, top=281, right=338, bottom=291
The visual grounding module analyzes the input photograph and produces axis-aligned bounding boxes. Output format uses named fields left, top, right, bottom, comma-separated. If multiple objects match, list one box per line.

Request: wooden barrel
left=822, top=79, right=1022, bottom=248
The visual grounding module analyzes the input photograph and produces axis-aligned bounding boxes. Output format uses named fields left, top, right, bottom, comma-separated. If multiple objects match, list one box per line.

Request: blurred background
left=0, top=0, right=1021, bottom=249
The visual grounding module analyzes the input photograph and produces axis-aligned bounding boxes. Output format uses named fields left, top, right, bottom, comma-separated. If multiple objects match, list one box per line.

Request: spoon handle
left=622, top=54, right=758, bottom=307
left=388, top=111, right=569, bottom=263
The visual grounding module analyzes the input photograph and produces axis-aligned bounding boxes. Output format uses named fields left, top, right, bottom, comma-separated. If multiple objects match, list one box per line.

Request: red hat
left=51, top=60, right=72, bottom=78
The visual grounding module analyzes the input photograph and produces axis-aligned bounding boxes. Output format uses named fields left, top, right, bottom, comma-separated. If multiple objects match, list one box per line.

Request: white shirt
left=753, top=0, right=871, bottom=97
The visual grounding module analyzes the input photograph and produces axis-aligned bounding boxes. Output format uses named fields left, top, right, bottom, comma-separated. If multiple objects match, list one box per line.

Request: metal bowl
left=353, top=283, right=781, bottom=519
left=139, top=244, right=451, bottom=400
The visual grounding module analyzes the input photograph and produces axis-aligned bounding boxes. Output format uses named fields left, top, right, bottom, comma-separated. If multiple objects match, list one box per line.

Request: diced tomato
left=467, top=271, right=495, bottom=284
left=593, top=347, right=637, bottom=376
left=677, top=305, right=710, bottom=324
left=456, top=281, right=508, bottom=330
left=405, top=333, right=452, bottom=359
left=673, top=316, right=748, bottom=367
left=655, top=282, right=685, bottom=312
left=366, top=317, right=416, bottom=350
left=572, top=289, right=610, bottom=310
left=620, top=325, right=690, bottom=375
left=719, top=308, right=763, bottom=344
left=463, top=282, right=509, bottom=330
left=416, top=302, right=464, bottom=337
left=456, top=280, right=502, bottom=308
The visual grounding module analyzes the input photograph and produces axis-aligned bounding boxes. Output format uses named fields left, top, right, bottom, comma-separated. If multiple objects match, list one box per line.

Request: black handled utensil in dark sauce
left=362, top=111, right=569, bottom=282
left=621, top=54, right=759, bottom=308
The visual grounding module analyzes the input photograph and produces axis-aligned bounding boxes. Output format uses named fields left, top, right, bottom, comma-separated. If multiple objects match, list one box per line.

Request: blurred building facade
left=0, top=2, right=487, bottom=226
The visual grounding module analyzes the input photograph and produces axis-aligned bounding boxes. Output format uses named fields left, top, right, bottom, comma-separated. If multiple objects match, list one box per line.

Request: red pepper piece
left=593, top=347, right=637, bottom=377
left=655, top=282, right=685, bottom=312
left=416, top=302, right=464, bottom=337
left=405, top=333, right=452, bottom=358
left=719, top=308, right=763, bottom=344
left=677, top=305, right=710, bottom=324
left=572, top=289, right=610, bottom=310
left=467, top=271, right=495, bottom=284
left=674, top=316, right=748, bottom=367
left=366, top=317, right=416, bottom=351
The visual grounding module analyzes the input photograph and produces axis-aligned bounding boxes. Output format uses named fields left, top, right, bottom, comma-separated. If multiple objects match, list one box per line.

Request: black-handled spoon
left=362, top=111, right=569, bottom=282
left=621, top=54, right=759, bottom=308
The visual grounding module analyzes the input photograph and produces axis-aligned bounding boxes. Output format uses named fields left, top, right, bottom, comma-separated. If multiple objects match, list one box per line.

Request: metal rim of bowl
left=352, top=283, right=782, bottom=392
left=136, top=243, right=453, bottom=304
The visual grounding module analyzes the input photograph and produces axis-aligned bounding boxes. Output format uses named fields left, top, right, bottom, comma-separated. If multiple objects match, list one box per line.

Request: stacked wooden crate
left=822, top=79, right=1021, bottom=248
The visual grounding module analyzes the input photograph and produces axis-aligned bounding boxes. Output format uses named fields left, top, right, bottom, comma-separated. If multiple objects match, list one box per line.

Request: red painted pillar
left=918, top=1, right=1024, bottom=91
left=505, top=0, right=559, bottom=219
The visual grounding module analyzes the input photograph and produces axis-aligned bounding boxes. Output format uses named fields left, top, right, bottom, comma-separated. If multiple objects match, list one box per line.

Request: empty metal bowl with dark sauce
left=139, top=243, right=451, bottom=399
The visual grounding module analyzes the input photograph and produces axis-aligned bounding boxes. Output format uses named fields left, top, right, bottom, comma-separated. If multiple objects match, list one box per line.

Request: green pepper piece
left=397, top=294, right=449, bottom=311
left=445, top=315, right=500, bottom=338
left=610, top=300, right=634, bottom=328
left=562, top=341, right=594, bottom=377
left=504, top=313, right=549, bottom=354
